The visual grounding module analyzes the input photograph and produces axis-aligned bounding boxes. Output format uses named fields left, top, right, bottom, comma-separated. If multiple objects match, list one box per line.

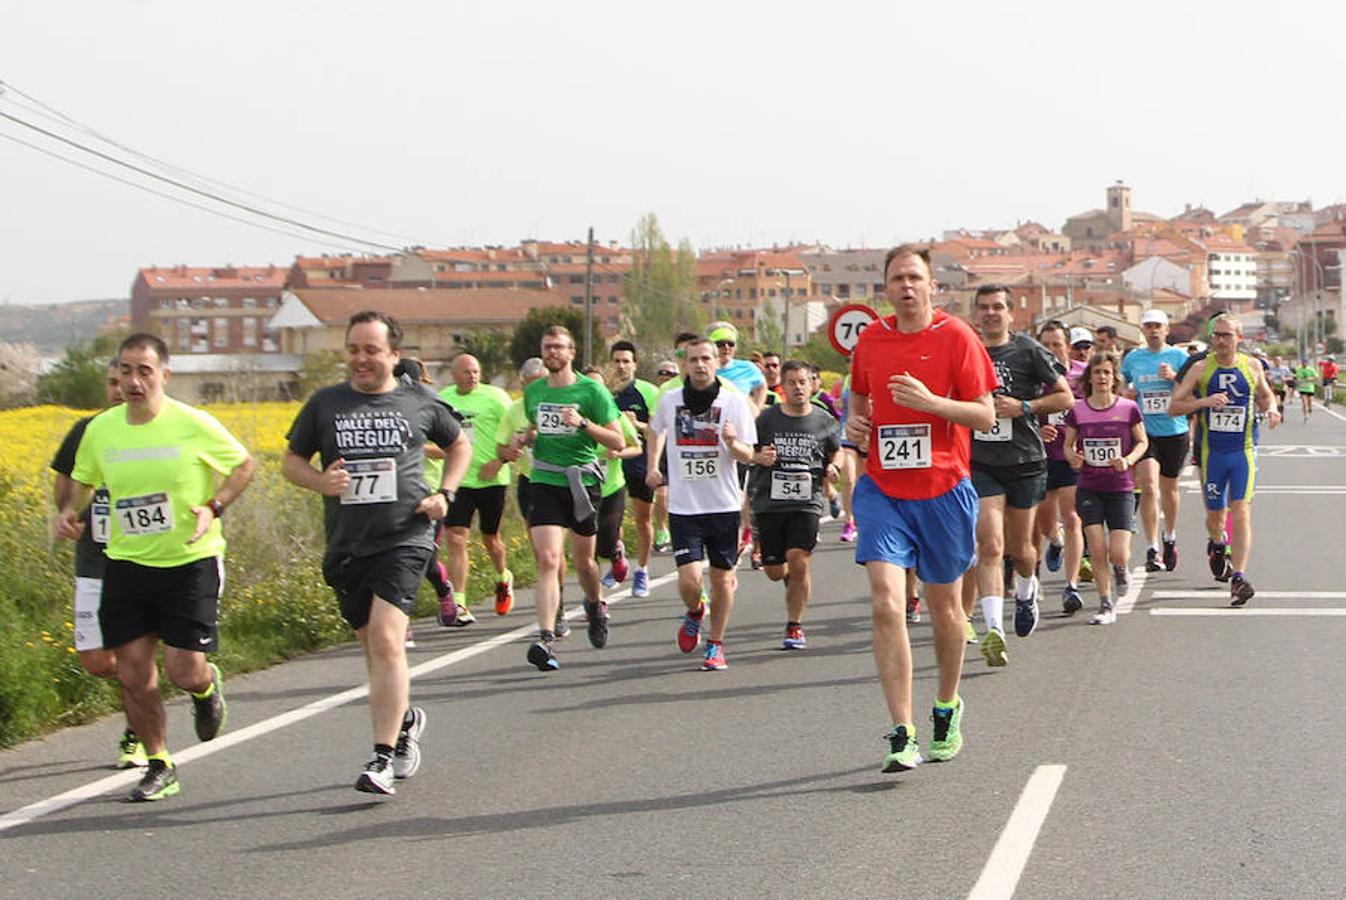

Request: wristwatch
left=208, top=498, right=224, bottom=519
left=577, top=417, right=590, bottom=430
left=439, top=487, right=456, bottom=504
left=1021, top=399, right=1032, bottom=418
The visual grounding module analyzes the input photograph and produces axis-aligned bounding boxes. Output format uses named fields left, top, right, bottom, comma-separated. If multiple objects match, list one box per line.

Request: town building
left=131, top=265, right=287, bottom=354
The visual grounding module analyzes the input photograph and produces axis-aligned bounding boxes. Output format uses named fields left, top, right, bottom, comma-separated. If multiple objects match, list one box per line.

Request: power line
left=0, top=80, right=429, bottom=245
left=0, top=130, right=367, bottom=251
left=0, top=107, right=407, bottom=252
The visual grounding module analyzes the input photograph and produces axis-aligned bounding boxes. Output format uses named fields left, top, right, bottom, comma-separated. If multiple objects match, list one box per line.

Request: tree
left=0, top=341, right=40, bottom=408
left=457, top=330, right=511, bottom=383
left=34, top=331, right=126, bottom=409
left=297, top=349, right=346, bottom=399
left=622, top=213, right=704, bottom=373
left=508, top=306, right=604, bottom=370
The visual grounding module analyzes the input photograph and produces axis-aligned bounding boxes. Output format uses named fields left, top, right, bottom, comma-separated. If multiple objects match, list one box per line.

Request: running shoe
left=829, top=495, right=842, bottom=519
left=677, top=606, right=705, bottom=653
left=585, top=599, right=609, bottom=649
left=355, top=754, right=395, bottom=795
left=1061, top=584, right=1083, bottom=616
left=116, top=729, right=147, bottom=769
left=1013, top=578, right=1040, bottom=637
left=1207, top=540, right=1232, bottom=582
left=452, top=604, right=477, bottom=626
left=782, top=624, right=807, bottom=650
left=392, top=707, right=425, bottom=780
left=527, top=637, right=560, bottom=671
left=906, top=597, right=921, bottom=624
left=1113, top=565, right=1129, bottom=596
left=554, top=603, right=571, bottom=638
left=1145, top=547, right=1163, bottom=573
left=881, top=724, right=922, bottom=773
left=839, top=521, right=858, bottom=543
left=750, top=551, right=763, bottom=570
left=654, top=527, right=671, bottom=552
left=128, top=759, right=179, bottom=802
left=1045, top=540, right=1064, bottom=573
left=495, top=573, right=514, bottom=616
left=981, top=628, right=1008, bottom=667
left=964, top=617, right=979, bottom=644
left=1090, top=601, right=1116, bottom=625
left=1230, top=574, right=1255, bottom=607
left=1079, top=555, right=1094, bottom=582
left=436, top=593, right=458, bottom=627
left=632, top=569, right=650, bottom=598
left=1162, top=538, right=1178, bottom=572
left=192, top=662, right=227, bottom=742
left=701, top=641, right=727, bottom=670
left=404, top=626, right=417, bottom=649
left=928, top=699, right=965, bottom=762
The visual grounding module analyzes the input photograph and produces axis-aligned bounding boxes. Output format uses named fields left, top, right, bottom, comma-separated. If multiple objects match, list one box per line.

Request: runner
left=606, top=340, right=660, bottom=596
left=1033, top=321, right=1088, bottom=616
left=762, top=351, right=785, bottom=402
left=438, top=353, right=515, bottom=623
left=49, top=359, right=144, bottom=769
left=959, top=286, right=1071, bottom=667
left=646, top=338, right=757, bottom=670
left=846, top=245, right=997, bottom=772
left=1170, top=314, right=1280, bottom=605
left=834, top=373, right=861, bottom=544
left=1120, top=309, right=1191, bottom=574
left=283, top=311, right=471, bottom=794
left=1094, top=325, right=1119, bottom=355
left=1268, top=356, right=1292, bottom=410
left=581, top=366, right=643, bottom=598
left=521, top=325, right=625, bottom=671
left=1321, top=355, right=1338, bottom=406
left=747, top=359, right=842, bottom=649
left=707, top=321, right=768, bottom=408
left=1295, top=358, right=1319, bottom=422
left=55, top=333, right=257, bottom=801
left=1063, top=351, right=1147, bottom=625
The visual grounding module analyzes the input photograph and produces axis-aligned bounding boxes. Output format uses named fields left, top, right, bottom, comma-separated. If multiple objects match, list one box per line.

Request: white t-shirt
left=651, top=386, right=758, bottom=515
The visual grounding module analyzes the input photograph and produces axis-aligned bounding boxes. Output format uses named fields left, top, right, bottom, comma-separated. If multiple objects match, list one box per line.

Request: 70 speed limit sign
left=828, top=304, right=879, bottom=357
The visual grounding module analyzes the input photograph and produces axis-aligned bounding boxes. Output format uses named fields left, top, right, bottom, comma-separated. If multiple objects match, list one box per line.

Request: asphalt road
left=3, top=403, right=1346, bottom=899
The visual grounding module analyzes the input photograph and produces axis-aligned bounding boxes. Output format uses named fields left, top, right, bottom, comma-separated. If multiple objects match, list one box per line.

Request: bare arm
left=188, top=454, right=257, bottom=543
left=53, top=479, right=95, bottom=541
left=1168, top=367, right=1222, bottom=416
left=282, top=450, right=350, bottom=496
left=645, top=430, right=667, bottom=489
left=1031, top=376, right=1075, bottom=416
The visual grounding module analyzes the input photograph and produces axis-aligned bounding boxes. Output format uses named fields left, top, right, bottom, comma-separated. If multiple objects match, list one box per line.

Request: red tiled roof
left=138, top=266, right=286, bottom=290
left=290, top=287, right=571, bottom=325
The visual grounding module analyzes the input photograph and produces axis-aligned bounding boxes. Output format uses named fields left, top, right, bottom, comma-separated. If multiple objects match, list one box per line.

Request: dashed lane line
left=967, top=765, right=1068, bottom=900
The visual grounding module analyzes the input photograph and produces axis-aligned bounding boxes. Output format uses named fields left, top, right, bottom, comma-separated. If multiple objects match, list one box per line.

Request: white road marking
left=1257, top=445, right=1345, bottom=457
left=1152, top=590, right=1346, bottom=600
left=1152, top=608, right=1346, bottom=617
left=1115, top=565, right=1147, bottom=615
left=0, top=571, right=679, bottom=834
left=968, top=764, right=1068, bottom=900
left=1183, top=486, right=1346, bottom=494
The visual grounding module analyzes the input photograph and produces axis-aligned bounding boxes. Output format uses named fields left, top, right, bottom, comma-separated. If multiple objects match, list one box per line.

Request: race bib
left=1141, top=390, right=1171, bottom=415
left=90, top=497, right=110, bottom=545
left=536, top=403, right=577, bottom=436
left=460, top=419, right=475, bottom=446
left=1046, top=411, right=1066, bottom=426
left=115, top=492, right=173, bottom=536
left=974, top=416, right=1012, bottom=442
left=1209, top=406, right=1247, bottom=433
left=1082, top=437, right=1122, bottom=467
left=679, top=449, right=719, bottom=481
left=877, top=424, right=931, bottom=470
left=770, top=470, right=811, bottom=501
left=341, top=458, right=397, bottom=505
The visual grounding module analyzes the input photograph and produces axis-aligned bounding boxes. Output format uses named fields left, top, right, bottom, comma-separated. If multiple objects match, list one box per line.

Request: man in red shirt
left=1320, top=356, right=1338, bottom=405
left=846, top=245, right=996, bottom=773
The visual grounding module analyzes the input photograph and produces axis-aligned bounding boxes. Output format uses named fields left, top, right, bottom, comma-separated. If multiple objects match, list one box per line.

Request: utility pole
left=583, top=226, right=595, bottom=368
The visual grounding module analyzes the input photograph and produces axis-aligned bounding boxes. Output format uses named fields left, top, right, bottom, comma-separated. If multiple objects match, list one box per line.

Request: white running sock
left=979, top=596, right=1004, bottom=634
left=1013, top=573, right=1038, bottom=601
left=1162, top=529, right=1175, bottom=542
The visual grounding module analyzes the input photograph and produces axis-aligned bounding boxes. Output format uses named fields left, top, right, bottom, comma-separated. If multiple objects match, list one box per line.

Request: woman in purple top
left=1063, top=351, right=1148, bottom=625
left=1034, top=321, right=1088, bottom=614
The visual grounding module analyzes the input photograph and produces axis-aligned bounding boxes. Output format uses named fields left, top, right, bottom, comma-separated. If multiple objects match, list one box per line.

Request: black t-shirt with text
left=748, top=405, right=841, bottom=516
left=973, top=333, right=1066, bottom=469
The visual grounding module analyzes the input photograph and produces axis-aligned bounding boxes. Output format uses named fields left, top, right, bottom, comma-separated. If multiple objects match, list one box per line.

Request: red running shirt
left=850, top=310, right=997, bottom=500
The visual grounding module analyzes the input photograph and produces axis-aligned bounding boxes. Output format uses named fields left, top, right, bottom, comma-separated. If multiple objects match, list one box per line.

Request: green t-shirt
left=524, top=375, right=621, bottom=487
left=71, top=398, right=249, bottom=567
left=495, top=398, right=532, bottom=478
left=438, top=383, right=512, bottom=488
left=601, top=414, right=640, bottom=497
left=1296, top=366, right=1319, bottom=394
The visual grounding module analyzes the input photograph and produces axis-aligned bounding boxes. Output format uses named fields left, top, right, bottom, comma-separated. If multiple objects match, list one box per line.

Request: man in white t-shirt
left=646, top=339, right=757, bottom=670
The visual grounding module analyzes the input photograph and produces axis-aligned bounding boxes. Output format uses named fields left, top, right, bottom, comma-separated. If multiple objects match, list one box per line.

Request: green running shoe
left=116, top=728, right=147, bottom=769
left=127, top=759, right=180, bottom=802
left=881, top=724, right=922, bottom=773
left=981, top=628, right=1008, bottom=667
left=192, top=662, right=227, bottom=742
left=964, top=617, right=979, bottom=644
left=928, top=699, right=965, bottom=762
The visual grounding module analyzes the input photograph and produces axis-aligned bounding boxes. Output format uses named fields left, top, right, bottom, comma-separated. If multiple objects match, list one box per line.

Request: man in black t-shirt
left=961, top=287, right=1072, bottom=665
left=49, top=360, right=145, bottom=769
left=284, top=310, right=471, bottom=796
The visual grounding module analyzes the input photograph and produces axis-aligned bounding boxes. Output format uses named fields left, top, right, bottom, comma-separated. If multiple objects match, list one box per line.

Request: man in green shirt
left=1295, top=359, right=1319, bottom=423
left=438, top=353, right=515, bottom=623
left=55, top=333, right=257, bottom=802
left=522, top=325, right=625, bottom=671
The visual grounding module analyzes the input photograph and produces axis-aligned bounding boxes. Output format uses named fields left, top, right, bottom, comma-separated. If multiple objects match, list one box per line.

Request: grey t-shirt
left=748, top=405, right=841, bottom=516
left=973, top=333, right=1066, bottom=469
left=50, top=415, right=110, bottom=579
left=287, top=381, right=461, bottom=559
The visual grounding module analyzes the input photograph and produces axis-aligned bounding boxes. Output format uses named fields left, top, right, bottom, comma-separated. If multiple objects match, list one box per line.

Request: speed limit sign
left=828, top=304, right=879, bottom=357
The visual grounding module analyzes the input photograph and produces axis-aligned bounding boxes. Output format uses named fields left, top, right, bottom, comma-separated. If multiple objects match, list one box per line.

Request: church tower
left=1106, top=181, right=1132, bottom=233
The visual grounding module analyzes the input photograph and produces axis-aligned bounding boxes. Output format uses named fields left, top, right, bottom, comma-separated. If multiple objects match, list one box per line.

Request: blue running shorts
left=853, top=475, right=978, bottom=585
left=1202, top=449, right=1255, bottom=511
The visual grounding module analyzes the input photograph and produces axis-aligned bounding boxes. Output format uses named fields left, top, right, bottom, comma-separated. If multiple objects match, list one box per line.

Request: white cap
left=1069, top=326, right=1093, bottom=346
left=1140, top=309, right=1169, bottom=326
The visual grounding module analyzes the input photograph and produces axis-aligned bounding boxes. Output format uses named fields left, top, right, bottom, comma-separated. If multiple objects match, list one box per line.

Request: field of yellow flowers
left=0, top=402, right=537, bottom=749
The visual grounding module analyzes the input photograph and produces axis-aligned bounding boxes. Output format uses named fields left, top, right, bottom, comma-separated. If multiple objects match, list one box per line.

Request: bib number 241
left=877, top=424, right=931, bottom=469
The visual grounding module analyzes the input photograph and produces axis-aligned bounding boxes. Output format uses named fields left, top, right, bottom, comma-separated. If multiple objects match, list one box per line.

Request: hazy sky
left=3, top=0, right=1344, bottom=305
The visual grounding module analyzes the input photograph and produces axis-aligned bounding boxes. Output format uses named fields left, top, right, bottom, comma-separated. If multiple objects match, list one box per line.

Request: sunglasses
left=657, top=370, right=677, bottom=378
left=715, top=340, right=736, bottom=348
